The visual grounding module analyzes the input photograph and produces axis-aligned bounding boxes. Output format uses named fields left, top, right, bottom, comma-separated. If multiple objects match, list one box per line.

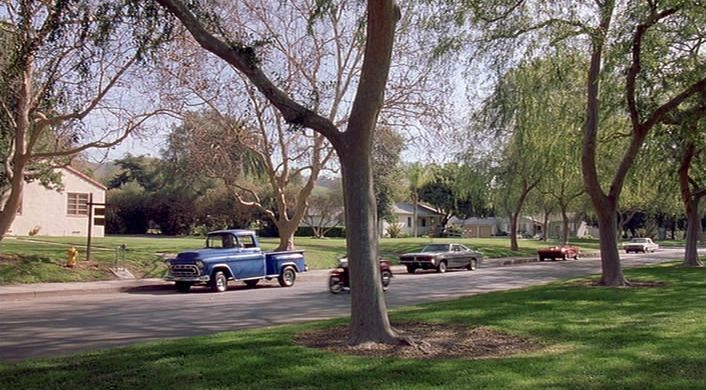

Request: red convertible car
left=537, top=245, right=580, bottom=261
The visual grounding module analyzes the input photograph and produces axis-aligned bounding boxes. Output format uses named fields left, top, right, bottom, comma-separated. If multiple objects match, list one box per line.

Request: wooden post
left=86, top=193, right=93, bottom=261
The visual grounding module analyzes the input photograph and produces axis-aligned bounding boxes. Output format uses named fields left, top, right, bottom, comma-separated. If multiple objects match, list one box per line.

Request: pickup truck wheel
left=244, top=279, right=259, bottom=288
left=406, top=265, right=416, bottom=274
left=175, top=282, right=191, bottom=293
left=467, top=259, right=478, bottom=271
left=210, top=271, right=228, bottom=292
left=278, top=266, right=296, bottom=287
left=437, top=260, right=447, bottom=273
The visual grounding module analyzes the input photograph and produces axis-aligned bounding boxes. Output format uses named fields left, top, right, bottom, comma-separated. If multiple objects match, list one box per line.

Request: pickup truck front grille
left=169, top=264, right=200, bottom=278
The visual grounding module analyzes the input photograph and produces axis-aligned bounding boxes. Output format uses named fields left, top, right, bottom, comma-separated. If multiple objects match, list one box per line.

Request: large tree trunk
left=340, top=139, right=399, bottom=345
left=678, top=142, right=704, bottom=267
left=274, top=220, right=297, bottom=251
left=0, top=54, right=32, bottom=240
left=581, top=2, right=628, bottom=286
left=594, top=203, right=626, bottom=285
left=683, top=198, right=704, bottom=267
left=0, top=171, right=25, bottom=239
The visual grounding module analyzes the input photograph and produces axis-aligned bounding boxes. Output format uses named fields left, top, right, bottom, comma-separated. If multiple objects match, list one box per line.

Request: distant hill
left=72, top=160, right=119, bottom=185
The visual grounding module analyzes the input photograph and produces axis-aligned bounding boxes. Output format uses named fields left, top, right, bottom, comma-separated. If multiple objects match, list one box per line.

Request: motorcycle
left=328, top=257, right=393, bottom=294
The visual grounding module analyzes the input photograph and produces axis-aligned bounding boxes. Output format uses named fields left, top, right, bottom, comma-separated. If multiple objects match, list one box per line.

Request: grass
left=1, top=234, right=600, bottom=284
left=0, top=264, right=703, bottom=389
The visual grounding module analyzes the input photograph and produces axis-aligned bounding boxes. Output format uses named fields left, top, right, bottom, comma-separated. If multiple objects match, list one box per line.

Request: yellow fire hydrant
left=67, top=247, right=78, bottom=268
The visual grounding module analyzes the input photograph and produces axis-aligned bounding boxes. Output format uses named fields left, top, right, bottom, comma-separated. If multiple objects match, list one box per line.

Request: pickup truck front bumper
left=165, top=275, right=210, bottom=282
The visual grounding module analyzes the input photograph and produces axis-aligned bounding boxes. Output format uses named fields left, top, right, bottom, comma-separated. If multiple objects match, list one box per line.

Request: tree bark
left=581, top=2, right=628, bottom=286
left=0, top=52, right=32, bottom=240
left=509, top=179, right=536, bottom=251
left=339, top=141, right=398, bottom=345
left=274, top=220, right=297, bottom=251
left=678, top=142, right=704, bottom=267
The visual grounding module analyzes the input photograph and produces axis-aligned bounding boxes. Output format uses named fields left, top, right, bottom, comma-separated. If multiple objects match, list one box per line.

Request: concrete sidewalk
left=0, top=257, right=538, bottom=301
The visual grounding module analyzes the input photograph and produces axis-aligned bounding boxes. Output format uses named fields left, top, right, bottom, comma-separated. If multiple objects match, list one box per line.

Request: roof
left=63, top=166, right=107, bottom=190
left=392, top=202, right=444, bottom=217
left=448, top=216, right=499, bottom=226
left=208, top=229, right=257, bottom=236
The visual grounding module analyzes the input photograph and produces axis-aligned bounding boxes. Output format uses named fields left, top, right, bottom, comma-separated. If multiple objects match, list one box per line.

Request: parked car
left=399, top=243, right=483, bottom=273
left=622, top=237, right=659, bottom=253
left=537, top=245, right=580, bottom=261
left=164, top=229, right=307, bottom=293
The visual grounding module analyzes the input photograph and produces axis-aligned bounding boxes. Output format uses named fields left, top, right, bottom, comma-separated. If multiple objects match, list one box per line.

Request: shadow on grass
left=1, top=265, right=704, bottom=389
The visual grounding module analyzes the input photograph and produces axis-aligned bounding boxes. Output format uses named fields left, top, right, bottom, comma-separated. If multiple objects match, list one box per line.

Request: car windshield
left=631, top=238, right=649, bottom=243
left=421, top=244, right=450, bottom=252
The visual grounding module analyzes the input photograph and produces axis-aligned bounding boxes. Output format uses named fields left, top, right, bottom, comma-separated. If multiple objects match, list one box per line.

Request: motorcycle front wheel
left=381, top=270, right=392, bottom=290
left=329, top=276, right=343, bottom=294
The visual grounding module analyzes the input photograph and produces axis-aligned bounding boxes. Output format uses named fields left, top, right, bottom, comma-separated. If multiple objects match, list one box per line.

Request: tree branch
left=625, top=7, right=678, bottom=132
left=154, top=0, right=341, bottom=145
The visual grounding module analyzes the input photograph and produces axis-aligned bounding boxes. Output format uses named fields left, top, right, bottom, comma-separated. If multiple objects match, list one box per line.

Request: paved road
left=0, top=248, right=696, bottom=362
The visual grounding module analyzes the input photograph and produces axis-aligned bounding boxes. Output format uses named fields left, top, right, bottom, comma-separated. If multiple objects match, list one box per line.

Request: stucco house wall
left=8, top=166, right=106, bottom=237
left=381, top=202, right=445, bottom=237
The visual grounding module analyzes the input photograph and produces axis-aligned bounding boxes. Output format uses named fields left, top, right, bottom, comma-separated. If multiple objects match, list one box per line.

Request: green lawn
left=1, top=234, right=601, bottom=284
left=1, top=264, right=703, bottom=389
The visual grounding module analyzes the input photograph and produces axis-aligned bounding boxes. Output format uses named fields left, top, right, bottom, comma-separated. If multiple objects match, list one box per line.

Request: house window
left=407, top=217, right=412, bottom=228
left=67, top=193, right=90, bottom=216
left=421, top=218, right=426, bottom=227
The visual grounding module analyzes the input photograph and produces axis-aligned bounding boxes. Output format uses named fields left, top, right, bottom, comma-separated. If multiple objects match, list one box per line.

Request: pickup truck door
left=230, top=250, right=266, bottom=280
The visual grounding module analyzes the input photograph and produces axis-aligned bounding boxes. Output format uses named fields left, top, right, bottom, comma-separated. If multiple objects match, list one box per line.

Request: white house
left=449, top=214, right=597, bottom=239
left=7, top=166, right=106, bottom=237
left=382, top=202, right=446, bottom=237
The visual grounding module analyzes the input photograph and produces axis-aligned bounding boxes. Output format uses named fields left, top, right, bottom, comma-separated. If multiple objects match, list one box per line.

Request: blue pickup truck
left=165, top=229, right=307, bottom=293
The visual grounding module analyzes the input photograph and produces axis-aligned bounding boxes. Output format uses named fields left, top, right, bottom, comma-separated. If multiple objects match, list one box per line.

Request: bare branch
left=154, top=0, right=341, bottom=144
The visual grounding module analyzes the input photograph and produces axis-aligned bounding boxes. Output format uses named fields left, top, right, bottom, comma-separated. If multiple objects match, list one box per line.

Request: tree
left=155, top=0, right=406, bottom=345
left=656, top=106, right=706, bottom=266
left=373, top=126, right=405, bottom=232
left=419, top=162, right=491, bottom=231
left=303, top=185, right=344, bottom=239
left=0, top=1, right=168, bottom=240
left=444, top=1, right=706, bottom=285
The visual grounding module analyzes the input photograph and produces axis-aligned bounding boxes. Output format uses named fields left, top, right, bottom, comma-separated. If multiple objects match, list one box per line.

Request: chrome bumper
left=164, top=275, right=210, bottom=282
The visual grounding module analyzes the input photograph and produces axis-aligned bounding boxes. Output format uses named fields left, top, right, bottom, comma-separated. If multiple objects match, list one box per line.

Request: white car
left=623, top=238, right=659, bottom=253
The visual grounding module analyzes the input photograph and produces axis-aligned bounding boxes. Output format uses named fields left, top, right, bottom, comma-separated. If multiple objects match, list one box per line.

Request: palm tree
left=405, top=163, right=432, bottom=237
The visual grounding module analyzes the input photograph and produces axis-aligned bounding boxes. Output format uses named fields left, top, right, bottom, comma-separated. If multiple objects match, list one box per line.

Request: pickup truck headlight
left=195, top=260, right=205, bottom=270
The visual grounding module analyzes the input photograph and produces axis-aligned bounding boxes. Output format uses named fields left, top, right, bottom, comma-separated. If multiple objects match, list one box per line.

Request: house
left=448, top=216, right=542, bottom=238
left=449, top=214, right=597, bottom=239
left=447, top=216, right=500, bottom=238
left=8, top=166, right=106, bottom=237
left=382, top=202, right=446, bottom=237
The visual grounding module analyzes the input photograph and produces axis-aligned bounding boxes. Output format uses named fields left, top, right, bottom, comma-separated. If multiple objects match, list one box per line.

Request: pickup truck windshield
left=206, top=233, right=258, bottom=249
left=207, top=233, right=236, bottom=249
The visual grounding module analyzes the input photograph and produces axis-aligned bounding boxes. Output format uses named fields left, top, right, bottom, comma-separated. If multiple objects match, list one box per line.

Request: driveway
left=0, top=248, right=696, bottom=362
